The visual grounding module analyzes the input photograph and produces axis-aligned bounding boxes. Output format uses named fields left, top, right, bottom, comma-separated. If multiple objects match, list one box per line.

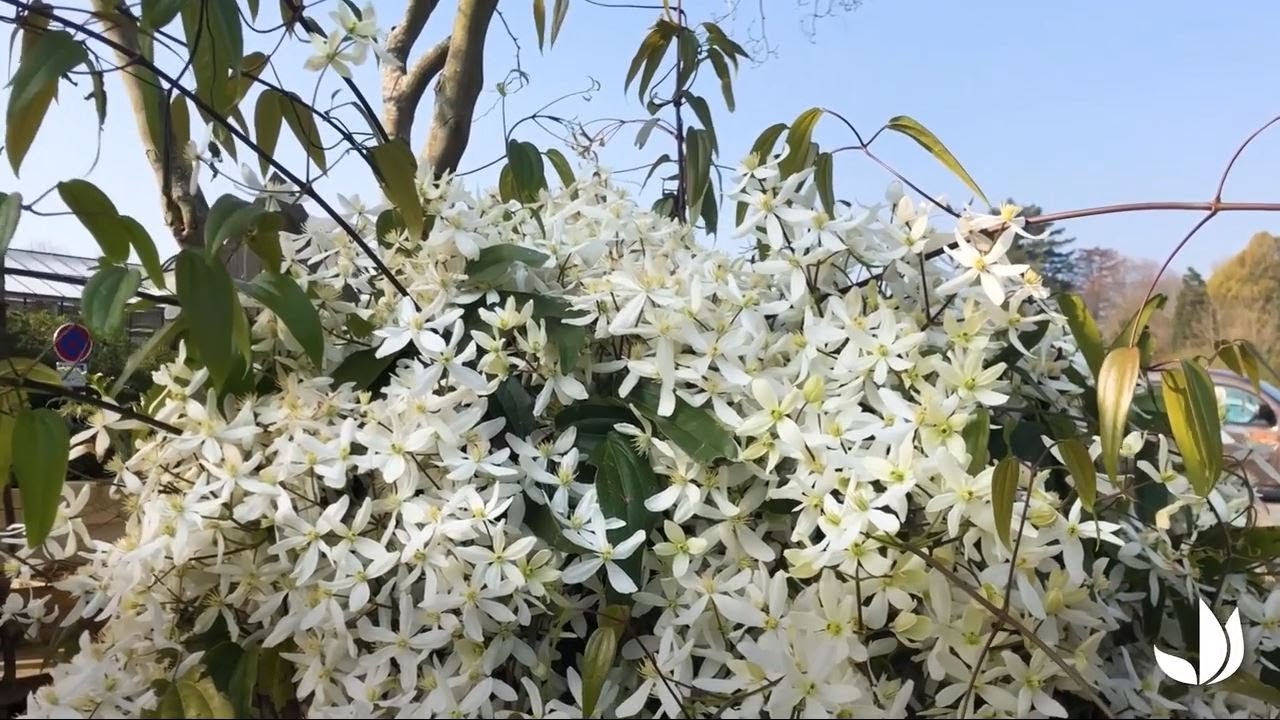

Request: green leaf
left=706, top=48, right=735, bottom=112
left=547, top=320, right=586, bottom=372
left=676, top=27, right=698, bottom=91
left=330, top=348, right=398, bottom=390
left=0, top=191, right=21, bottom=257
left=641, top=153, right=671, bottom=190
left=278, top=91, right=327, bottom=171
left=12, top=408, right=68, bottom=548
left=544, top=148, right=575, bottom=189
left=228, top=645, right=261, bottom=718
left=494, top=377, right=536, bottom=438
left=110, top=319, right=182, bottom=398
left=506, top=140, right=547, bottom=203
left=6, top=30, right=87, bottom=174
left=467, top=244, right=550, bottom=286
left=141, top=0, right=185, bottom=29
left=591, top=432, right=661, bottom=584
left=779, top=108, right=823, bottom=178
left=684, top=93, right=717, bottom=155
left=1217, top=340, right=1260, bottom=392
left=205, top=195, right=280, bottom=262
left=533, top=0, right=547, bottom=50
left=81, top=265, right=141, bottom=336
left=1162, top=360, right=1223, bottom=496
left=256, top=645, right=292, bottom=711
left=177, top=677, right=235, bottom=719
left=246, top=212, right=284, bottom=272
left=749, top=122, right=788, bottom=165
left=814, top=151, right=835, bottom=217
left=700, top=180, right=718, bottom=235
left=153, top=682, right=184, bottom=719
left=1057, top=293, right=1105, bottom=378
left=0, top=358, right=63, bottom=386
left=121, top=216, right=166, bottom=289
left=684, top=128, right=711, bottom=220
left=181, top=1, right=244, bottom=114
left=1098, top=346, right=1141, bottom=481
left=554, top=400, right=636, bottom=455
left=57, top=180, right=128, bottom=263
left=1058, top=438, right=1097, bottom=512
left=551, top=0, right=570, bottom=45
left=88, top=67, right=107, bottom=128
left=239, top=272, right=325, bottom=367
left=1219, top=673, right=1280, bottom=707
left=992, top=457, right=1019, bottom=550
left=629, top=383, right=736, bottom=464
left=370, top=139, right=424, bottom=239
left=580, top=626, right=618, bottom=717
left=176, top=250, right=237, bottom=387
left=885, top=115, right=989, bottom=207
left=635, top=22, right=675, bottom=104
left=962, top=407, right=990, bottom=473
left=703, top=22, right=748, bottom=66
left=1111, top=294, right=1167, bottom=350
left=254, top=90, right=284, bottom=177
left=524, top=498, right=575, bottom=552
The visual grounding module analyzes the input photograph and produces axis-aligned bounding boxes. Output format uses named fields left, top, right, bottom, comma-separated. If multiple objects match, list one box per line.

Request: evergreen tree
left=1002, top=200, right=1078, bottom=292
left=1171, top=267, right=1214, bottom=354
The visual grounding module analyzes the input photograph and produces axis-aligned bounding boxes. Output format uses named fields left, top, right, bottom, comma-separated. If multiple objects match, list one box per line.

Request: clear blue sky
left=6, top=0, right=1280, bottom=277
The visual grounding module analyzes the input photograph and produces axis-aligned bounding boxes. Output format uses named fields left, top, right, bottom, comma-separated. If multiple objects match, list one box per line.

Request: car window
left=1222, top=385, right=1267, bottom=425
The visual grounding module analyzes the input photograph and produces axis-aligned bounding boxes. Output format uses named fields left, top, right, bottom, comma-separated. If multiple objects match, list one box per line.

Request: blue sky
left=6, top=0, right=1280, bottom=277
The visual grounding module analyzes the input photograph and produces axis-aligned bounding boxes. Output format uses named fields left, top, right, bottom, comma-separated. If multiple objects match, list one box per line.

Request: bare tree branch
left=426, top=0, right=499, bottom=172
left=383, top=36, right=450, bottom=143
left=90, top=0, right=207, bottom=249
left=385, top=0, right=441, bottom=64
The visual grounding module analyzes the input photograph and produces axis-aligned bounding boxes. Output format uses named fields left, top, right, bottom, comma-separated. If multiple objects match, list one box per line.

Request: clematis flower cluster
left=11, top=146, right=1280, bottom=719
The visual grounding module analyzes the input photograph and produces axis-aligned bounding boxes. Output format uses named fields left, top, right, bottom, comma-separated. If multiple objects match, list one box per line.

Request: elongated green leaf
left=506, top=140, right=547, bottom=203
left=706, top=47, right=735, bottom=112
left=551, top=0, right=570, bottom=45
left=544, top=148, right=575, bottom=189
left=278, top=91, right=327, bottom=171
left=750, top=122, right=788, bottom=165
left=181, top=1, right=244, bottom=114
left=330, top=347, right=398, bottom=390
left=684, top=93, right=717, bottom=154
left=254, top=90, right=283, bottom=177
left=0, top=192, right=21, bottom=257
left=1098, top=346, right=1141, bottom=481
left=1111, top=293, right=1167, bottom=352
left=581, top=626, right=618, bottom=717
left=1058, top=438, right=1097, bottom=512
left=12, top=408, right=68, bottom=547
left=7, top=30, right=87, bottom=174
left=885, top=114, right=989, bottom=207
left=642, top=153, right=671, bottom=190
left=676, top=27, right=698, bottom=91
left=625, top=23, right=673, bottom=96
left=1162, top=360, right=1223, bottom=496
left=553, top=399, right=636, bottom=454
left=110, top=319, right=181, bottom=398
left=533, top=0, right=547, bottom=49
left=152, top=681, right=184, bottom=719
left=631, top=382, right=736, bottom=463
left=142, top=0, right=185, bottom=29
left=494, top=377, right=536, bottom=438
left=89, top=67, right=107, bottom=128
left=703, top=22, right=748, bottom=66
left=256, top=645, right=292, bottom=711
left=992, top=457, right=1019, bottom=549
left=779, top=108, right=823, bottom=178
left=370, top=139, right=423, bottom=239
left=82, top=265, right=141, bottom=335
left=1219, top=673, right=1280, bottom=707
left=1217, top=340, right=1260, bottom=392
left=963, top=407, right=990, bottom=473
left=467, top=244, right=550, bottom=286
left=57, top=180, right=129, bottom=263
left=700, top=180, right=719, bottom=235
left=1058, top=293, right=1105, bottom=378
left=228, top=645, right=260, bottom=718
left=0, top=358, right=62, bottom=385
left=205, top=195, right=253, bottom=249
left=177, top=677, right=235, bottom=719
left=592, top=432, right=661, bottom=586
left=636, top=23, right=675, bottom=103
left=121, top=216, right=165, bottom=289
left=0, top=411, right=12, bottom=491
left=176, top=250, right=237, bottom=387
left=814, top=151, right=835, bottom=217
left=685, top=128, right=711, bottom=220
left=239, top=272, right=324, bottom=367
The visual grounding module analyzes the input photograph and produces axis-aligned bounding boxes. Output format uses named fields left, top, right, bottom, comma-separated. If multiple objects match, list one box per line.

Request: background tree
left=1170, top=267, right=1215, bottom=356
left=1208, top=231, right=1280, bottom=366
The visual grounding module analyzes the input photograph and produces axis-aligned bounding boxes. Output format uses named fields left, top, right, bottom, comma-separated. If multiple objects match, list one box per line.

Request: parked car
left=1149, top=369, right=1280, bottom=502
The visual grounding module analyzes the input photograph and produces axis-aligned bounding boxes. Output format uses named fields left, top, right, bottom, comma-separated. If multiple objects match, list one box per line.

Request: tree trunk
left=91, top=1, right=207, bottom=250
left=425, top=0, right=499, bottom=174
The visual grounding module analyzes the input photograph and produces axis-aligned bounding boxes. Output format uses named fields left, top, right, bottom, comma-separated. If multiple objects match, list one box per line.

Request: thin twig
left=0, top=377, right=181, bottom=435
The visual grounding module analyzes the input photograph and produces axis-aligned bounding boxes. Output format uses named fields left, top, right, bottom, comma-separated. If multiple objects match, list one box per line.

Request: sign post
left=52, top=323, right=92, bottom=388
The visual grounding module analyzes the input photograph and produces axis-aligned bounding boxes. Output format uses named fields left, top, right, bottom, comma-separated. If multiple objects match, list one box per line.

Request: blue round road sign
left=53, top=323, right=93, bottom=364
